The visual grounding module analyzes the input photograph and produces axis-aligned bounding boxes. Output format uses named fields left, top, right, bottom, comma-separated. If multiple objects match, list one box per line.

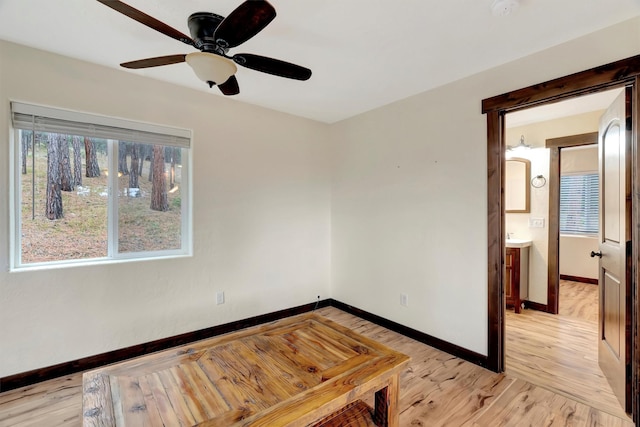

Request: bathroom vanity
left=505, top=239, right=531, bottom=313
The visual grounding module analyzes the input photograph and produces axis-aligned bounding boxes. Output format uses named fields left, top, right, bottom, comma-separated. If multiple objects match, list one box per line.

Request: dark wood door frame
left=545, top=132, right=599, bottom=315
left=482, top=55, right=640, bottom=423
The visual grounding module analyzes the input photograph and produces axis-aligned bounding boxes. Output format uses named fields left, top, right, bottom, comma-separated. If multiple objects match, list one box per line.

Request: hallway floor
left=505, top=280, right=629, bottom=420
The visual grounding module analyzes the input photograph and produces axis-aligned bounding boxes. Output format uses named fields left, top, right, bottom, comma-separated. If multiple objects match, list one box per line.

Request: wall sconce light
left=507, top=135, right=531, bottom=152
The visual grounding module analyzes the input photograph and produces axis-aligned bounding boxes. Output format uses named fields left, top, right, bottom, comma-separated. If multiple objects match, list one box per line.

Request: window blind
left=11, top=101, right=191, bottom=148
left=559, top=173, right=599, bottom=235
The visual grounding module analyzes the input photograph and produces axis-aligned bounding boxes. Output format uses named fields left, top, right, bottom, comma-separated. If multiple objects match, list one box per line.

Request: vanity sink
left=506, top=239, right=532, bottom=248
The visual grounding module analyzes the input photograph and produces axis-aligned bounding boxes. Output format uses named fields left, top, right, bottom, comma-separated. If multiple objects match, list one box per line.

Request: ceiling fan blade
left=232, top=54, right=311, bottom=80
left=214, top=0, right=276, bottom=48
left=218, top=75, right=240, bottom=96
left=121, top=54, right=186, bottom=69
left=96, top=0, right=195, bottom=47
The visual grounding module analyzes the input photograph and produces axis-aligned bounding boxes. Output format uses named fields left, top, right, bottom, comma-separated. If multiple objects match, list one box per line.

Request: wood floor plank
left=0, top=305, right=634, bottom=426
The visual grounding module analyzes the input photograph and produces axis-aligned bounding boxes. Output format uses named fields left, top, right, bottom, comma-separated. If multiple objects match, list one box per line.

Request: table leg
left=373, top=374, right=399, bottom=427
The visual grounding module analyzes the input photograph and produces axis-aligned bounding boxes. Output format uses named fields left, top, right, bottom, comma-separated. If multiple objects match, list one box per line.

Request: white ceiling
left=0, top=0, right=639, bottom=123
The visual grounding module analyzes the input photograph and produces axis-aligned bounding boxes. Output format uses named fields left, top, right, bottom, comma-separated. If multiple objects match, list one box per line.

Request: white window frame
left=9, top=101, right=193, bottom=271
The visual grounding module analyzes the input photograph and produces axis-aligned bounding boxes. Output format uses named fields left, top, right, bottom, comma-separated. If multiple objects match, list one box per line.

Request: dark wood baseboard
left=0, top=299, right=488, bottom=393
left=330, top=300, right=489, bottom=369
left=560, top=274, right=598, bottom=285
left=523, top=300, right=550, bottom=313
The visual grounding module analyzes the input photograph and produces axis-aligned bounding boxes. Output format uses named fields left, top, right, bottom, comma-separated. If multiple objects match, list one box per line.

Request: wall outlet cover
left=400, top=293, right=409, bottom=307
left=529, top=218, right=545, bottom=228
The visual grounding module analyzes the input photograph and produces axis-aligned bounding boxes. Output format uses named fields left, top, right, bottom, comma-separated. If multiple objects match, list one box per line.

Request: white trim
left=107, top=140, right=118, bottom=257
left=9, top=253, right=192, bottom=273
left=9, top=126, right=17, bottom=271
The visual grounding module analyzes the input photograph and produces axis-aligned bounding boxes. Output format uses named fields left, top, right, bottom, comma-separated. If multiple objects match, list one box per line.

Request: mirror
left=505, top=157, right=530, bottom=213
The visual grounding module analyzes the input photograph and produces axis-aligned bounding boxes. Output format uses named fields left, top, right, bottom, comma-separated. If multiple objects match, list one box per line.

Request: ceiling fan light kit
left=96, top=0, right=311, bottom=96
left=186, top=52, right=237, bottom=88
left=491, top=0, right=520, bottom=16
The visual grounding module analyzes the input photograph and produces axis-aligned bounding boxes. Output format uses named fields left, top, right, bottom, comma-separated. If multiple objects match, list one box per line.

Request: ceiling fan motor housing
left=188, top=12, right=225, bottom=53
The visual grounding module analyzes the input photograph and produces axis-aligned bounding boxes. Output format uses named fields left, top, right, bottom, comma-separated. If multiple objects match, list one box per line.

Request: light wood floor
left=558, top=279, right=598, bottom=322
left=506, top=279, right=631, bottom=422
left=0, top=304, right=634, bottom=426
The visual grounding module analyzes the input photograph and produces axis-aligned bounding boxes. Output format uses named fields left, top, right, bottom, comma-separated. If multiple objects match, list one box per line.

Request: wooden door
left=598, top=88, right=631, bottom=413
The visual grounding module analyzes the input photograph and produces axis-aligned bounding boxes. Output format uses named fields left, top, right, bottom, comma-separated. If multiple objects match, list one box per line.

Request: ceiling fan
left=96, top=0, right=312, bottom=95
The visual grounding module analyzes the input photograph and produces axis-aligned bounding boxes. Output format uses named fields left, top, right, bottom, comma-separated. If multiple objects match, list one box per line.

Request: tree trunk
left=72, top=136, right=82, bottom=186
left=150, top=145, right=168, bottom=211
left=21, top=130, right=30, bottom=175
left=59, top=135, right=74, bottom=192
left=46, top=134, right=63, bottom=220
left=129, top=143, right=140, bottom=194
left=169, top=147, right=177, bottom=189
left=85, top=137, right=101, bottom=178
left=138, top=144, right=148, bottom=176
left=118, top=142, right=129, bottom=176
left=148, top=147, right=154, bottom=182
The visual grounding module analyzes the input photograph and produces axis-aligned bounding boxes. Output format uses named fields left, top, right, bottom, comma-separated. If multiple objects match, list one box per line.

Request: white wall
left=560, top=146, right=599, bottom=280
left=560, top=235, right=599, bottom=279
left=330, top=17, right=640, bottom=356
left=0, top=41, right=332, bottom=377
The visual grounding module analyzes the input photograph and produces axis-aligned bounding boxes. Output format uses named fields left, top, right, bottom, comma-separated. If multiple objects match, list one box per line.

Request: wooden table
left=82, top=312, right=410, bottom=426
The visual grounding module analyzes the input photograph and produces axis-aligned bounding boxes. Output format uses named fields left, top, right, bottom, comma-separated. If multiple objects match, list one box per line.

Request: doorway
left=502, top=100, right=623, bottom=416
left=482, top=55, right=640, bottom=423
left=504, top=92, right=615, bottom=316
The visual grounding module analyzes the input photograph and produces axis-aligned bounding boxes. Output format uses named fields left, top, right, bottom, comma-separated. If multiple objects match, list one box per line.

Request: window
left=559, top=172, right=598, bottom=235
left=10, top=102, right=192, bottom=269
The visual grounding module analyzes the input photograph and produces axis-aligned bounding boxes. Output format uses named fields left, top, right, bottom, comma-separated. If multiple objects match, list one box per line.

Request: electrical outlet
left=400, top=293, right=409, bottom=307
left=216, top=291, right=225, bottom=305
left=529, top=217, right=545, bottom=228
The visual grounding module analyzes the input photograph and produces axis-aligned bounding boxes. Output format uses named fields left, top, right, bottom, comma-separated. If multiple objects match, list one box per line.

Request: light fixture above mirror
left=506, top=135, right=531, bottom=152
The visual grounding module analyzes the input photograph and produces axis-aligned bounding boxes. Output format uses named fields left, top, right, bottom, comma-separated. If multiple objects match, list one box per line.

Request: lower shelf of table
left=310, top=400, right=378, bottom=427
